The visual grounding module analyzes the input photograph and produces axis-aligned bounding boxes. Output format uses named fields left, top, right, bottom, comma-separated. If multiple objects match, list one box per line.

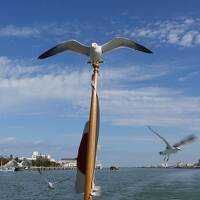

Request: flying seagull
left=38, top=37, right=152, bottom=63
left=147, top=126, right=197, bottom=162
left=38, top=169, right=71, bottom=190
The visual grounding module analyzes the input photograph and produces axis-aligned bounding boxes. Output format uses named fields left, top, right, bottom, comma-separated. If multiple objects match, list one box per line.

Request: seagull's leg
left=166, top=154, right=169, bottom=162
left=163, top=155, right=166, bottom=161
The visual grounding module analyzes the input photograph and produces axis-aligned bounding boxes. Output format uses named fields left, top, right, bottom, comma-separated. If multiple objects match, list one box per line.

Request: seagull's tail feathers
left=38, top=40, right=90, bottom=59
left=101, top=37, right=153, bottom=54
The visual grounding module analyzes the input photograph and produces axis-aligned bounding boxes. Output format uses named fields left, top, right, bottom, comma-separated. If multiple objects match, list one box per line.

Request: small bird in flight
left=38, top=37, right=152, bottom=63
left=147, top=126, right=197, bottom=162
left=38, top=169, right=71, bottom=190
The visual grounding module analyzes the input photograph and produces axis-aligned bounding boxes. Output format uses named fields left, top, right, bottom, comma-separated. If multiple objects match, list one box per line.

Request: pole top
left=92, top=63, right=100, bottom=69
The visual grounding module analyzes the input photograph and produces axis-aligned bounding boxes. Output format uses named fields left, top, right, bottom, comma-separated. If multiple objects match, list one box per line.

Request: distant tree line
left=0, top=154, right=17, bottom=165
left=0, top=155, right=60, bottom=167
left=32, top=157, right=60, bottom=167
left=0, top=157, right=10, bottom=165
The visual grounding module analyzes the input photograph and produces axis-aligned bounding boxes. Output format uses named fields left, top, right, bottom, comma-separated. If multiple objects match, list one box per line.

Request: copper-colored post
left=84, top=63, right=99, bottom=200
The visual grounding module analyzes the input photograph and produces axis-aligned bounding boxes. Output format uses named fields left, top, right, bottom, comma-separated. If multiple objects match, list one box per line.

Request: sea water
left=0, top=168, right=199, bottom=200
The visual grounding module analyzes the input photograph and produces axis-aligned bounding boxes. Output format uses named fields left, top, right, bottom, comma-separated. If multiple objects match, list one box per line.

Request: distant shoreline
left=29, top=166, right=76, bottom=170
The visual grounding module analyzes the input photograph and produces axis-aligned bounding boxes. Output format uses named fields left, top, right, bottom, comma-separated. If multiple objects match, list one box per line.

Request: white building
left=58, top=158, right=77, bottom=168
left=31, top=151, right=52, bottom=161
left=58, top=158, right=102, bottom=169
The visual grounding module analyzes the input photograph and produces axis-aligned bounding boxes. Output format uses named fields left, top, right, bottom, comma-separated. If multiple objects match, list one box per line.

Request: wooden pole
left=84, top=63, right=99, bottom=200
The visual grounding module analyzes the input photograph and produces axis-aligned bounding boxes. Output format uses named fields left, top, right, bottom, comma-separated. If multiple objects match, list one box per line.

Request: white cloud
left=0, top=72, right=91, bottom=112
left=0, top=25, right=39, bottom=37
left=101, top=87, right=200, bottom=130
left=0, top=56, right=168, bottom=112
left=0, top=23, right=81, bottom=38
left=0, top=56, right=43, bottom=78
left=0, top=57, right=92, bottom=112
left=101, top=65, right=168, bottom=83
left=0, top=56, right=200, bottom=130
left=179, top=31, right=198, bottom=47
left=0, top=137, right=68, bottom=158
left=178, top=71, right=199, bottom=82
left=2, top=17, right=200, bottom=48
left=0, top=137, right=16, bottom=144
left=114, top=17, right=200, bottom=47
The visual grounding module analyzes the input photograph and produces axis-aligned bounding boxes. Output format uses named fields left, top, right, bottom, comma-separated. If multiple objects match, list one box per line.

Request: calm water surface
left=0, top=168, right=199, bottom=200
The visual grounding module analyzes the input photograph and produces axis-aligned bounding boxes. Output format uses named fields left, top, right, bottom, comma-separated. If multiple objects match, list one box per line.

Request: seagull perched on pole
left=38, top=38, right=152, bottom=200
left=38, top=169, right=71, bottom=190
left=147, top=126, right=197, bottom=162
left=38, top=37, right=152, bottom=63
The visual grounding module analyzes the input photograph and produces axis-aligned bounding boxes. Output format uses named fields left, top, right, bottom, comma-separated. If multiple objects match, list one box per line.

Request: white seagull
left=147, top=126, right=196, bottom=162
left=92, top=184, right=101, bottom=196
left=38, top=37, right=152, bottom=63
left=38, top=169, right=70, bottom=190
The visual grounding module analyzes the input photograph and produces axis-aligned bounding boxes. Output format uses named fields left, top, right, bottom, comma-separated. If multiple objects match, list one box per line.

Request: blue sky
left=0, top=0, right=200, bottom=166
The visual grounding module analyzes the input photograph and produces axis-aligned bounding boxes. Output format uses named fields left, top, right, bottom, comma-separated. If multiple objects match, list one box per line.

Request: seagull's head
left=91, top=43, right=98, bottom=48
left=159, top=151, right=164, bottom=155
left=48, top=182, right=55, bottom=189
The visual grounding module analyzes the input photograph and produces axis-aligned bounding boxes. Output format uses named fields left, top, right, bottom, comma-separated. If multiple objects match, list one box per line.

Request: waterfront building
left=31, top=151, right=52, bottom=161
left=58, top=158, right=77, bottom=168
left=58, top=158, right=102, bottom=169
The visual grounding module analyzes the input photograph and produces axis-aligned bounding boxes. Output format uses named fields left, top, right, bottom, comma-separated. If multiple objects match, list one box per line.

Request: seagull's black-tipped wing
left=147, top=126, right=172, bottom=149
left=38, top=40, right=90, bottom=59
left=53, top=177, right=71, bottom=185
left=173, top=135, right=197, bottom=148
left=38, top=169, right=49, bottom=184
left=101, top=37, right=153, bottom=54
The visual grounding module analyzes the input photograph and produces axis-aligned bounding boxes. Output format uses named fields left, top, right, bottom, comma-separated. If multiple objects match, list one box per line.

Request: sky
left=0, top=0, right=200, bottom=166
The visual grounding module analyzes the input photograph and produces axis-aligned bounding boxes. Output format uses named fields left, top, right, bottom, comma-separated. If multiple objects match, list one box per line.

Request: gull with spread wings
left=38, top=37, right=152, bottom=63
left=147, top=126, right=196, bottom=162
left=38, top=169, right=71, bottom=190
